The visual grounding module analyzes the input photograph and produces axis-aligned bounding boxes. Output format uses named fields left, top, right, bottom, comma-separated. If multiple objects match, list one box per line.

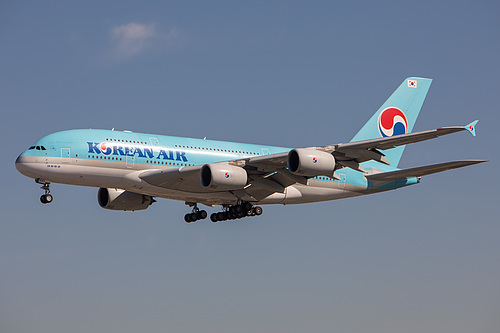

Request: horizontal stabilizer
left=366, top=160, right=487, bottom=182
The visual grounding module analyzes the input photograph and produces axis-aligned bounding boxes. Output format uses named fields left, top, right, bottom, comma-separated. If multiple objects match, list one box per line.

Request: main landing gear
left=184, top=203, right=208, bottom=223
left=36, top=178, right=53, bottom=204
left=210, top=202, right=262, bottom=223
left=184, top=202, right=263, bottom=223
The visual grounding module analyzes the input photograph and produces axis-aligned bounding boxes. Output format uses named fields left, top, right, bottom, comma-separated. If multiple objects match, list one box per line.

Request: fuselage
left=15, top=129, right=418, bottom=206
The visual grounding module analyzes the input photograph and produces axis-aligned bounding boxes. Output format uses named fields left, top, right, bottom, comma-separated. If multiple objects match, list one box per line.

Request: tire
left=184, top=214, right=192, bottom=223
left=45, top=194, right=53, bottom=203
left=40, top=195, right=47, bottom=204
left=190, top=213, right=198, bottom=221
left=243, top=202, right=252, bottom=211
left=217, top=212, right=224, bottom=221
left=210, top=213, right=218, bottom=222
left=198, top=210, right=208, bottom=219
left=254, top=206, right=263, bottom=215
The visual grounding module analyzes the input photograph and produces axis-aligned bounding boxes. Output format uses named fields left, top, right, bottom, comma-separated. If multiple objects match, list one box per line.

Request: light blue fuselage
left=16, top=129, right=418, bottom=206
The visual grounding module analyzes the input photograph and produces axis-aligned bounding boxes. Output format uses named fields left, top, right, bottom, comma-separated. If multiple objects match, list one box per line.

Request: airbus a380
left=15, top=77, right=486, bottom=222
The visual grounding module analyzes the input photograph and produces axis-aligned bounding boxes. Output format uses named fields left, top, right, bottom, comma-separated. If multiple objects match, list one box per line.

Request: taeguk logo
left=378, top=107, right=408, bottom=137
left=100, top=142, right=113, bottom=155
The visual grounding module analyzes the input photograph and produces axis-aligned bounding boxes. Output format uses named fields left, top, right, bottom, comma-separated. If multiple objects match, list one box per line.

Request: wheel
left=184, top=214, right=192, bottom=223
left=190, top=213, right=198, bottom=221
left=247, top=209, right=255, bottom=216
left=222, top=212, right=229, bottom=221
left=254, top=206, right=263, bottom=215
left=236, top=211, right=245, bottom=218
left=217, top=212, right=225, bottom=221
left=234, top=205, right=243, bottom=213
left=243, top=202, right=252, bottom=210
left=40, top=194, right=53, bottom=204
left=198, top=210, right=208, bottom=220
left=210, top=213, right=218, bottom=222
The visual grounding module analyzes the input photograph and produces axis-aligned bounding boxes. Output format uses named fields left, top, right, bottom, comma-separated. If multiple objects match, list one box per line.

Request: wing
left=322, top=124, right=475, bottom=171
left=138, top=157, right=299, bottom=202
left=242, top=122, right=478, bottom=173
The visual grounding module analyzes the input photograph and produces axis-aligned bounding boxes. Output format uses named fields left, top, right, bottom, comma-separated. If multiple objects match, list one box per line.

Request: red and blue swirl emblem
left=378, top=107, right=408, bottom=137
left=224, top=172, right=230, bottom=178
left=100, top=142, right=112, bottom=155
left=312, top=157, right=318, bottom=163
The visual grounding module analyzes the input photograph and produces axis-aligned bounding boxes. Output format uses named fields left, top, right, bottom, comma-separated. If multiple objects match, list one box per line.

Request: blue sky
left=1, top=1, right=499, bottom=332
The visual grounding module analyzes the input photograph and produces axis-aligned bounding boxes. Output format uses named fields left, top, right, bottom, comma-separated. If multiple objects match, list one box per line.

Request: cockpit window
left=41, top=146, right=46, bottom=150
left=35, top=146, right=41, bottom=150
left=29, top=146, right=35, bottom=150
left=32, top=146, right=47, bottom=150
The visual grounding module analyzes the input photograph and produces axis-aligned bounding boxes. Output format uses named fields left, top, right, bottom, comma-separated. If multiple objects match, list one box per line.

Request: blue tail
left=350, top=77, right=433, bottom=167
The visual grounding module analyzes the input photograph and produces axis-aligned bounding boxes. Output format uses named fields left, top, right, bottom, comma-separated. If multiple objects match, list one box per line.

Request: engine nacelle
left=97, top=188, right=155, bottom=211
left=200, top=164, right=248, bottom=190
left=288, top=148, right=336, bottom=177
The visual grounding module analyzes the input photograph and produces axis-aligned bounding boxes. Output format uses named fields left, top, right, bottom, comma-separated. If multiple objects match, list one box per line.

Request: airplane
left=15, top=77, right=486, bottom=223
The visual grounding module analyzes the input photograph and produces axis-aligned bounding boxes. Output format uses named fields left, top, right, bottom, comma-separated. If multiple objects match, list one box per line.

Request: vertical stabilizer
left=350, top=77, right=432, bottom=167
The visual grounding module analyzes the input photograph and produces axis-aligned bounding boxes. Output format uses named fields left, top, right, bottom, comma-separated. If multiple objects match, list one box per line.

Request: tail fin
left=350, top=77, right=433, bottom=167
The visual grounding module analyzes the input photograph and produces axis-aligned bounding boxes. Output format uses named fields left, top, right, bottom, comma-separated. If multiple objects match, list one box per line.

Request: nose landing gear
left=36, top=178, right=53, bottom=204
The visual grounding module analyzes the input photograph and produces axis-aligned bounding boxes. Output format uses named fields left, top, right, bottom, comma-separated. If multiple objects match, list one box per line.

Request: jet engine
left=200, top=164, right=248, bottom=190
left=97, top=188, right=155, bottom=211
left=288, top=148, right=336, bottom=177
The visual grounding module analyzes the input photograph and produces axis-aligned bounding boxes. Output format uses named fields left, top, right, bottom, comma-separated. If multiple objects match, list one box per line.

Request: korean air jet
left=15, top=77, right=486, bottom=222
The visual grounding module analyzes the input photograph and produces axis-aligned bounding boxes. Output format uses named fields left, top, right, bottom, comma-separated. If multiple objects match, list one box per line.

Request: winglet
left=464, top=120, right=478, bottom=136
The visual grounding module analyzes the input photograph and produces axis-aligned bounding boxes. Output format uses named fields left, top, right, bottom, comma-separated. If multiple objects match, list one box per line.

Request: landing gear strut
left=210, top=202, right=262, bottom=223
left=36, top=178, right=53, bottom=204
left=184, top=202, right=207, bottom=223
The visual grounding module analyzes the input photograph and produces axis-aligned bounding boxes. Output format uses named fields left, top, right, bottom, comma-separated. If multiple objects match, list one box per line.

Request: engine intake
left=97, top=188, right=155, bottom=211
left=288, top=148, right=336, bottom=177
left=201, top=164, right=248, bottom=190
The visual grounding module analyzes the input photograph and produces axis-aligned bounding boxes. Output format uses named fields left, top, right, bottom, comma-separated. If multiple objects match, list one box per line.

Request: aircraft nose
left=15, top=154, right=27, bottom=173
left=15, top=154, right=39, bottom=178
